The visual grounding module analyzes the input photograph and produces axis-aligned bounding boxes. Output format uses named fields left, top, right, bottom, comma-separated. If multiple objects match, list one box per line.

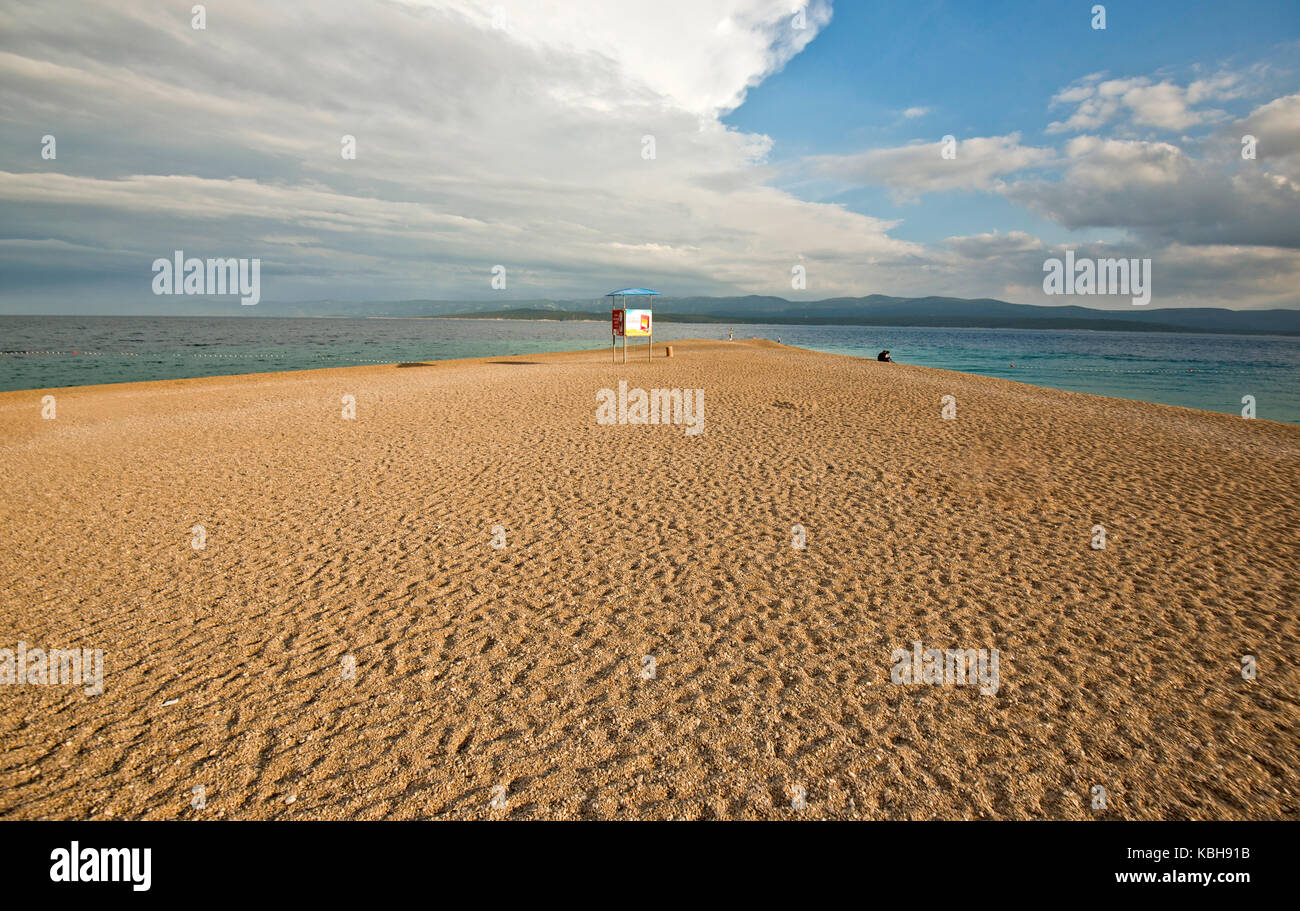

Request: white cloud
left=419, top=0, right=833, bottom=116
left=1047, top=72, right=1244, bottom=134
left=805, top=134, right=1052, bottom=201
left=945, top=231, right=1043, bottom=259
left=1234, top=93, right=1300, bottom=181
left=1005, top=135, right=1300, bottom=250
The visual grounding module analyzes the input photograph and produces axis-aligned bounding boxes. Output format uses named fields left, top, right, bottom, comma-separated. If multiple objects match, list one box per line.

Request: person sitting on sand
left=877, top=350, right=892, bottom=363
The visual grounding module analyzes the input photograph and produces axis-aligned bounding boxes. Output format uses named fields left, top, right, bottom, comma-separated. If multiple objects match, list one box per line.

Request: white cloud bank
left=807, top=134, right=1054, bottom=201
left=0, top=1, right=1296, bottom=309
left=1047, top=72, right=1246, bottom=133
left=1, top=0, right=948, bottom=303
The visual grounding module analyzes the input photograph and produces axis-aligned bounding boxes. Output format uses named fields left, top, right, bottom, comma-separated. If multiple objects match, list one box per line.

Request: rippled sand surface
left=2, top=340, right=1297, bottom=819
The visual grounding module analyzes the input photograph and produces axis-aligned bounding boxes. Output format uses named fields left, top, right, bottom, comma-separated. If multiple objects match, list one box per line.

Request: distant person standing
left=877, top=349, right=892, bottom=363
left=728, top=331, right=734, bottom=341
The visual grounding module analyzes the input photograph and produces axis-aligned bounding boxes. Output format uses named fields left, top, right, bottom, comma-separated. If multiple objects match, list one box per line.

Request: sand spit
left=1, top=340, right=1297, bottom=819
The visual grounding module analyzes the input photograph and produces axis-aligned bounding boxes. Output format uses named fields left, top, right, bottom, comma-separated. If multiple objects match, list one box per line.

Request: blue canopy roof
left=606, top=288, right=660, bottom=296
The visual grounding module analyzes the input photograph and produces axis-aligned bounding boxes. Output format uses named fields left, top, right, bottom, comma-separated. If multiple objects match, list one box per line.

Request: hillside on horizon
left=220, top=294, right=1300, bottom=336
left=11, top=294, right=1300, bottom=335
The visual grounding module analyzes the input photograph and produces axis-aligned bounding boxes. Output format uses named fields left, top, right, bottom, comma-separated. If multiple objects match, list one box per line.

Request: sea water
left=1, top=316, right=1296, bottom=424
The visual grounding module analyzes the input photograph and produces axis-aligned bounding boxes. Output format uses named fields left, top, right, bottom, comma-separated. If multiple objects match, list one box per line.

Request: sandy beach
left=1, top=339, right=1297, bottom=820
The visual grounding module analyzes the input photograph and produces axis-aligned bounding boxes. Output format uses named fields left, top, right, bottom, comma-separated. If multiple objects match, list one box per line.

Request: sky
left=0, top=0, right=1298, bottom=312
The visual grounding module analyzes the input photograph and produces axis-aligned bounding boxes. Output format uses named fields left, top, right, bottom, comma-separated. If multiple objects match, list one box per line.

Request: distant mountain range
left=107, top=295, right=1300, bottom=336
left=424, top=295, right=1300, bottom=336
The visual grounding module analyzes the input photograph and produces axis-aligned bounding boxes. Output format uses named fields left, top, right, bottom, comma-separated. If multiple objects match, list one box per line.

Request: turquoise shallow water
left=2, top=315, right=1298, bottom=423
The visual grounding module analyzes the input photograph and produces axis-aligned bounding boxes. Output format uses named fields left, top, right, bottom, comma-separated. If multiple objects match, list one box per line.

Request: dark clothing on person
left=877, top=350, right=892, bottom=362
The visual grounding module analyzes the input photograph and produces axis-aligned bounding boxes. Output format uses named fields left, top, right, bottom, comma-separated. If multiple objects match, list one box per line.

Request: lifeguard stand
left=608, top=288, right=659, bottom=363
